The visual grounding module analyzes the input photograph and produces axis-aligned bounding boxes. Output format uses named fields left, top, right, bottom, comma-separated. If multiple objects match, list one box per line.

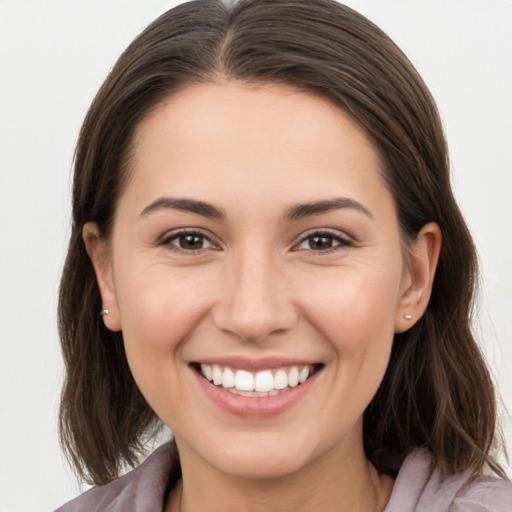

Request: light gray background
left=1, top=1, right=511, bottom=510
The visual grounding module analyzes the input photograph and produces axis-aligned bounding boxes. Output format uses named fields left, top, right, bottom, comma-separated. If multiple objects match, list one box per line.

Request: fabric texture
left=55, top=444, right=512, bottom=511
left=383, top=450, right=512, bottom=512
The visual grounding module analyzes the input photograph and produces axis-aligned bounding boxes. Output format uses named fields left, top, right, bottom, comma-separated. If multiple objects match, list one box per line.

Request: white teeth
left=237, top=390, right=259, bottom=397
left=212, top=365, right=223, bottom=385
left=228, top=388, right=283, bottom=398
left=288, top=366, right=300, bottom=388
left=222, top=367, right=235, bottom=388
left=199, top=364, right=315, bottom=394
left=299, top=366, right=309, bottom=384
left=235, top=370, right=255, bottom=391
left=201, top=364, right=212, bottom=381
left=274, top=369, right=288, bottom=390
left=254, top=370, right=274, bottom=392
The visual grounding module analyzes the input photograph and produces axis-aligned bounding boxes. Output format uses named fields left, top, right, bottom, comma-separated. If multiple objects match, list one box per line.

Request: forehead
left=123, top=81, right=390, bottom=216
left=134, top=80, right=375, bottom=158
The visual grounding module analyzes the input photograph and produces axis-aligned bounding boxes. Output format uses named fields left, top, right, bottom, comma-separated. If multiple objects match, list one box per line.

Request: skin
left=85, top=81, right=441, bottom=512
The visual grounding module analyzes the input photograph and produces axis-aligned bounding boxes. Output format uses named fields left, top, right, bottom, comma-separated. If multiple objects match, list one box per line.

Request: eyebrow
left=139, top=196, right=372, bottom=221
left=140, top=197, right=226, bottom=219
left=284, top=197, right=373, bottom=220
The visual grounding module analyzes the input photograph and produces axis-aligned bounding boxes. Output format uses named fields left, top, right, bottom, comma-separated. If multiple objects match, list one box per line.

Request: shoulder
left=385, top=449, right=512, bottom=512
left=450, top=474, right=512, bottom=512
left=54, top=443, right=175, bottom=512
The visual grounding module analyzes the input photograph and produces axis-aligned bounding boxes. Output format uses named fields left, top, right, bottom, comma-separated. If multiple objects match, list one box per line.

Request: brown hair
left=59, top=0, right=503, bottom=485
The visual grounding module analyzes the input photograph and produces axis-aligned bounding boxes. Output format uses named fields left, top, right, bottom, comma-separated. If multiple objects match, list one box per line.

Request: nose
left=212, top=248, right=298, bottom=343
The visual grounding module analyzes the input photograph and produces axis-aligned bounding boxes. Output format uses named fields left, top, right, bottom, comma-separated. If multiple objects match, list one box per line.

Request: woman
left=55, top=0, right=511, bottom=510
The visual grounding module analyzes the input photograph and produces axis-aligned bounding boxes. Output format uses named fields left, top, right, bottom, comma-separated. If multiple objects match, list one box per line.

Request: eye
left=160, top=230, right=215, bottom=252
left=295, top=231, right=352, bottom=252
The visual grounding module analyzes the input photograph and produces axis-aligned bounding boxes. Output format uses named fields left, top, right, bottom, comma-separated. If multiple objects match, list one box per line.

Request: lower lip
left=193, top=368, right=321, bottom=418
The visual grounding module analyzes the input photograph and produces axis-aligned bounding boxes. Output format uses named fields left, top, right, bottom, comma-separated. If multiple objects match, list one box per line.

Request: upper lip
left=190, top=356, right=321, bottom=372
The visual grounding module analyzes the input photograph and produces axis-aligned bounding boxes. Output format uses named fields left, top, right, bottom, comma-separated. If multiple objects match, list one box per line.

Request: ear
left=395, top=222, right=442, bottom=333
left=83, top=222, right=122, bottom=332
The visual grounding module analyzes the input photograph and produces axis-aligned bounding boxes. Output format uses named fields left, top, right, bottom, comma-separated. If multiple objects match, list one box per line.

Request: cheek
left=113, top=262, right=215, bottom=361
left=295, top=262, right=400, bottom=394
left=300, top=265, right=400, bottom=340
left=112, top=265, right=218, bottom=423
left=297, top=267, right=399, bottom=427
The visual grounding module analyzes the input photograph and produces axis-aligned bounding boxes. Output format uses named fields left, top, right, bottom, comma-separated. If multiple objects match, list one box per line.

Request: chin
left=183, top=431, right=320, bottom=481
left=218, top=451, right=311, bottom=480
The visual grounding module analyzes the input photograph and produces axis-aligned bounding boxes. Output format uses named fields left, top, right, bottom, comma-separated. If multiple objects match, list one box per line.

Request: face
left=88, top=81, right=425, bottom=480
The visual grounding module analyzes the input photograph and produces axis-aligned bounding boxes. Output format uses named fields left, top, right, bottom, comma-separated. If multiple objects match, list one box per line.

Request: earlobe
left=395, top=222, right=442, bottom=333
left=82, top=222, right=122, bottom=331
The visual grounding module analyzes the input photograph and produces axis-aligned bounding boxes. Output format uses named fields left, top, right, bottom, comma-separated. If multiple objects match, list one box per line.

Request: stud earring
left=100, top=308, right=110, bottom=316
left=404, top=313, right=412, bottom=320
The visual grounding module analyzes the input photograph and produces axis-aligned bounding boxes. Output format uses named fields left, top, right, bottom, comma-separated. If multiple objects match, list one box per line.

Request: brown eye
left=307, top=235, right=335, bottom=250
left=296, top=231, right=352, bottom=252
left=162, top=231, right=214, bottom=251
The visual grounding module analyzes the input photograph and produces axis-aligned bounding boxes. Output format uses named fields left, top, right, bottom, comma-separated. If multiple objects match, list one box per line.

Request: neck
left=166, top=439, right=394, bottom=512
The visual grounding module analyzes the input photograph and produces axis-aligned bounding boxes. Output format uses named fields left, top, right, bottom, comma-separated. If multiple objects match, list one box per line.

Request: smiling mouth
left=192, top=363, right=324, bottom=397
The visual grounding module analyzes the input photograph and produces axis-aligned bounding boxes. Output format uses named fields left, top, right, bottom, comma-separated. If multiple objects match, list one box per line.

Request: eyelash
left=159, top=229, right=217, bottom=254
left=158, top=229, right=353, bottom=254
left=294, top=229, right=353, bottom=254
